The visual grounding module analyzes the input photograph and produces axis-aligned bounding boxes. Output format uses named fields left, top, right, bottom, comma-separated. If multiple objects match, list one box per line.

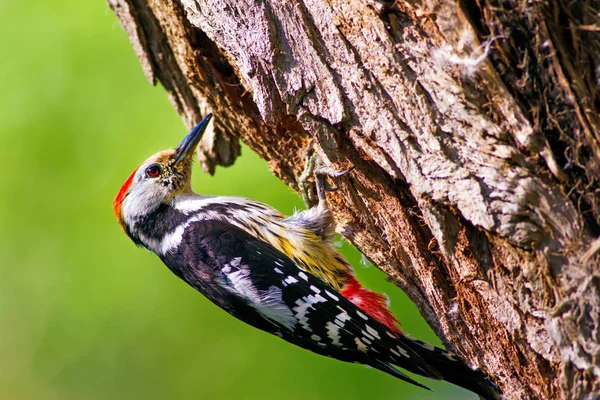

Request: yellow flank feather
left=267, top=226, right=350, bottom=290
left=251, top=214, right=351, bottom=290
left=200, top=198, right=353, bottom=290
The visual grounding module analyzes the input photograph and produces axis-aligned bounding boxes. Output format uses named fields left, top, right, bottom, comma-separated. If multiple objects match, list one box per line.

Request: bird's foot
left=298, top=140, right=354, bottom=208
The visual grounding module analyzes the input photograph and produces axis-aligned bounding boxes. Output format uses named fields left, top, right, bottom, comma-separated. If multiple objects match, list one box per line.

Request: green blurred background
left=0, top=2, right=469, bottom=399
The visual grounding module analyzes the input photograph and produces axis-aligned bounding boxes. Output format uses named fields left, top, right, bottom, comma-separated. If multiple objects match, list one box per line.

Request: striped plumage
left=114, top=147, right=401, bottom=334
left=170, top=194, right=402, bottom=335
left=112, top=114, right=500, bottom=399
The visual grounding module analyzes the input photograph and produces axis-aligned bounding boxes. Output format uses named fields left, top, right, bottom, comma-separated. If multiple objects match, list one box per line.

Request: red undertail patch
left=340, top=276, right=403, bottom=335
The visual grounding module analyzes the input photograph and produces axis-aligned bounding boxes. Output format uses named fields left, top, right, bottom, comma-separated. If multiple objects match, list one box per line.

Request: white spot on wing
left=284, top=276, right=299, bottom=285
left=310, top=285, right=320, bottom=293
left=298, top=272, right=309, bottom=281
left=292, top=293, right=327, bottom=332
left=356, top=310, right=368, bottom=320
left=326, top=322, right=343, bottom=346
left=390, top=348, right=403, bottom=358
left=325, top=291, right=339, bottom=301
left=274, top=267, right=284, bottom=274
left=361, top=330, right=375, bottom=341
left=336, top=312, right=351, bottom=323
left=311, top=334, right=321, bottom=342
left=397, top=346, right=410, bottom=358
left=334, top=312, right=351, bottom=328
left=365, top=325, right=380, bottom=339
left=293, top=298, right=313, bottom=332
left=354, top=338, right=368, bottom=352
left=308, top=293, right=327, bottom=304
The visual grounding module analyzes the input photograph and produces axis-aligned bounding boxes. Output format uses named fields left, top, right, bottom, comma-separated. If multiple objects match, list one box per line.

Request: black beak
left=174, top=113, right=213, bottom=164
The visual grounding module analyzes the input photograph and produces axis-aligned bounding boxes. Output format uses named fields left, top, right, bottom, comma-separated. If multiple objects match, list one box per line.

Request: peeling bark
left=107, top=0, right=600, bottom=398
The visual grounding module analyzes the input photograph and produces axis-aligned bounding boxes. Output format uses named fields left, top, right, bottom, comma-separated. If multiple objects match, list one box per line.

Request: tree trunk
left=107, top=0, right=600, bottom=398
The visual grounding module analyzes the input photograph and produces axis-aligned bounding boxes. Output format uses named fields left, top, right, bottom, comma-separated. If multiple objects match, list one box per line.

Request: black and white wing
left=160, top=219, right=444, bottom=389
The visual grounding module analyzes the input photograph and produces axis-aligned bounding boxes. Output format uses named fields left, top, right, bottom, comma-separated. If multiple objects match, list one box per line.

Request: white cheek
left=122, top=180, right=167, bottom=221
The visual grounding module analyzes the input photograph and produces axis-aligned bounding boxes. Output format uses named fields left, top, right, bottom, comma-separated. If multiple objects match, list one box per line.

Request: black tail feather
left=399, top=338, right=502, bottom=400
left=370, top=360, right=433, bottom=391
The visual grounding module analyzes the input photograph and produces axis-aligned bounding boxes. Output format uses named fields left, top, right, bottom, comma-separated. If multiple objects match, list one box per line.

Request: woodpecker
left=113, top=114, right=500, bottom=399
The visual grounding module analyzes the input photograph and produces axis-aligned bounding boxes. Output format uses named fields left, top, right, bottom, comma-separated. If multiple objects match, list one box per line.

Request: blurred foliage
left=0, top=1, right=470, bottom=399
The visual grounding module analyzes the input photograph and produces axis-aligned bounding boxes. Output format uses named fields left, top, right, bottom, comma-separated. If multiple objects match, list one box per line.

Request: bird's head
left=112, top=114, right=212, bottom=232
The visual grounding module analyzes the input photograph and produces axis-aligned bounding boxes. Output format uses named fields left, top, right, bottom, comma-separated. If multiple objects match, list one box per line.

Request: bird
left=113, top=113, right=500, bottom=399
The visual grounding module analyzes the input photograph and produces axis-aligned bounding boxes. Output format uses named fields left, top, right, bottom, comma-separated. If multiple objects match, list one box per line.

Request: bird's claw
left=298, top=141, right=354, bottom=208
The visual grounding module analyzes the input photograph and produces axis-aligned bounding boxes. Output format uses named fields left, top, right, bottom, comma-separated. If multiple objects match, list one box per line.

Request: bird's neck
left=126, top=199, right=190, bottom=251
left=125, top=192, right=237, bottom=253
left=127, top=193, right=282, bottom=255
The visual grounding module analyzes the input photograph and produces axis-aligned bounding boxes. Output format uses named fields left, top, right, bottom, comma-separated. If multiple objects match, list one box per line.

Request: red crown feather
left=113, top=166, right=139, bottom=228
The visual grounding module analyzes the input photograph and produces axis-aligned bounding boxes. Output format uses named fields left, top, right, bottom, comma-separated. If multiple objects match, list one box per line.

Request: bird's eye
left=145, top=164, right=162, bottom=178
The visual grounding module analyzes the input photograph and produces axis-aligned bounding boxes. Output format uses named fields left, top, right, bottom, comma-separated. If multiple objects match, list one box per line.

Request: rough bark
left=107, top=0, right=600, bottom=398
